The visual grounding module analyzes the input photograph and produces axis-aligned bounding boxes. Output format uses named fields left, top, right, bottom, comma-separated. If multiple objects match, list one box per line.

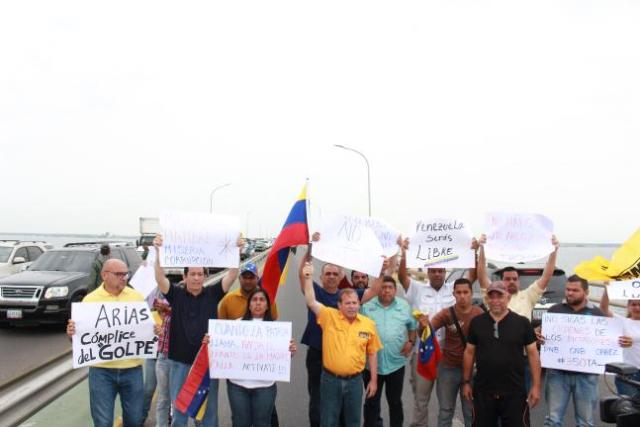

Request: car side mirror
left=13, top=256, right=26, bottom=264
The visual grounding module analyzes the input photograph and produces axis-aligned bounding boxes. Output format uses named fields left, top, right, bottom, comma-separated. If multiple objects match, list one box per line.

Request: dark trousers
left=363, top=367, right=405, bottom=427
left=473, top=390, right=529, bottom=427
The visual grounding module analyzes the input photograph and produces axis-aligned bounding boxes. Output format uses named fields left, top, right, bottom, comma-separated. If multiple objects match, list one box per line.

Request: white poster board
left=312, top=214, right=385, bottom=277
left=607, top=279, right=640, bottom=300
left=160, top=211, right=241, bottom=268
left=208, top=320, right=292, bottom=382
left=541, top=312, right=624, bottom=374
left=484, top=212, right=554, bottom=263
left=406, top=218, right=475, bottom=269
left=71, top=302, right=157, bottom=368
left=130, top=248, right=158, bottom=298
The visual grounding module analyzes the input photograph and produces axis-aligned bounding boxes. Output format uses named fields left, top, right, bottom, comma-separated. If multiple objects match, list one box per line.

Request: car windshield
left=0, top=247, right=11, bottom=263
left=29, top=251, right=95, bottom=273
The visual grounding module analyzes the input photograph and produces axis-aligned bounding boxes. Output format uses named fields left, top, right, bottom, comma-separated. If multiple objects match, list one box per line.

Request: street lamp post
left=209, top=182, right=231, bottom=213
left=333, top=144, right=371, bottom=217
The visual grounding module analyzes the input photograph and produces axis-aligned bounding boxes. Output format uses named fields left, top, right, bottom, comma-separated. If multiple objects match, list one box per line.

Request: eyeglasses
left=107, top=271, right=130, bottom=278
left=493, top=322, right=499, bottom=339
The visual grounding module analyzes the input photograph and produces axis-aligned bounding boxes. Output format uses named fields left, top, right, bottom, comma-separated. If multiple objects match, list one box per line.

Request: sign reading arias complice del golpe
left=71, top=302, right=157, bottom=368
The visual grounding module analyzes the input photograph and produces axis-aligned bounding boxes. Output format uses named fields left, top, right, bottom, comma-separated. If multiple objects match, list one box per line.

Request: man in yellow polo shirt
left=67, top=259, right=146, bottom=427
left=302, top=261, right=382, bottom=427
left=218, top=262, right=279, bottom=320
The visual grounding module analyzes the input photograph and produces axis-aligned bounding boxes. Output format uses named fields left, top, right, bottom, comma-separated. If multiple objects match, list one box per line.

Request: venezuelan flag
left=261, top=183, right=309, bottom=302
left=416, top=321, right=442, bottom=381
left=175, top=343, right=210, bottom=418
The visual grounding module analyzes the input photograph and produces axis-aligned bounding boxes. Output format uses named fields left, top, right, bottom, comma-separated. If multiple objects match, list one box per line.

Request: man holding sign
left=543, top=275, right=608, bottom=427
left=153, top=234, right=242, bottom=427
left=66, top=259, right=150, bottom=427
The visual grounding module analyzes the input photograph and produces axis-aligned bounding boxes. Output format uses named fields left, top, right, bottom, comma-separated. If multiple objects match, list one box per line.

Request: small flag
left=414, top=311, right=442, bottom=380
left=175, top=343, right=210, bottom=417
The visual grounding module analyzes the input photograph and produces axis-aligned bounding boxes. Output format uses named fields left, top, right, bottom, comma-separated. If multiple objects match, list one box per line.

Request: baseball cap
left=241, top=262, right=259, bottom=277
left=487, top=281, right=507, bottom=295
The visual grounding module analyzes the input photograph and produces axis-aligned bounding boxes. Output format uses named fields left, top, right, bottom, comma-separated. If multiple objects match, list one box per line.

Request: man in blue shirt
left=360, top=275, right=417, bottom=427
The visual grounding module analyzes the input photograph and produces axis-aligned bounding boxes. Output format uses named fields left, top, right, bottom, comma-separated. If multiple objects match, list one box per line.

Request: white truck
left=136, top=217, right=186, bottom=283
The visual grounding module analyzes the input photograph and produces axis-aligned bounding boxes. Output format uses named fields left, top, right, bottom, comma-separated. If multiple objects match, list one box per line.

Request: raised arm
left=153, top=235, right=171, bottom=294
left=398, top=236, right=411, bottom=292
left=302, top=261, right=321, bottom=314
left=464, top=237, right=479, bottom=283
left=537, top=235, right=559, bottom=291
left=361, top=257, right=389, bottom=304
left=221, top=235, right=244, bottom=293
left=298, top=232, right=317, bottom=294
left=599, top=282, right=613, bottom=317
left=476, top=234, right=490, bottom=290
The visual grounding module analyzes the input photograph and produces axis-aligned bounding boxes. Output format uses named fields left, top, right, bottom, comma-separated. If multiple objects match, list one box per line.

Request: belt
left=323, top=368, right=362, bottom=380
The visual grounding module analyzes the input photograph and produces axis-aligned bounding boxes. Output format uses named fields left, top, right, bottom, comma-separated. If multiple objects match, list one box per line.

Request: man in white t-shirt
left=398, top=238, right=476, bottom=427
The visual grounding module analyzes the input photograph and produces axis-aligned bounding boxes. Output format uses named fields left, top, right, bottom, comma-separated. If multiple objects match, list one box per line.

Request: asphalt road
left=10, top=248, right=618, bottom=426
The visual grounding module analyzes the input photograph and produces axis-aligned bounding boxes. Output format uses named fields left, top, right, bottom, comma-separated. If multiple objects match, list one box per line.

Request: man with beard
left=339, top=270, right=370, bottom=289
left=543, top=275, right=606, bottom=427
left=462, top=281, right=541, bottom=426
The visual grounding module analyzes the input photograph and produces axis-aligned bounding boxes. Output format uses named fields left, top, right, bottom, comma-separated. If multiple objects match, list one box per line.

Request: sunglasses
left=493, top=322, right=499, bottom=339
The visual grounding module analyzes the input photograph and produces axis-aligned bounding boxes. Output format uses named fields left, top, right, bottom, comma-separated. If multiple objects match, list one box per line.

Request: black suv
left=0, top=242, right=141, bottom=326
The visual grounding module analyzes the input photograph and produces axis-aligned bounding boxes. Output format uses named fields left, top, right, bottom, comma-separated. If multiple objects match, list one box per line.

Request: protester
left=153, top=234, right=242, bottom=427
left=301, top=260, right=383, bottom=427
left=218, top=262, right=279, bottom=320
left=462, top=281, right=541, bottom=427
left=398, top=237, right=463, bottom=427
left=216, top=288, right=297, bottom=427
left=424, top=278, right=484, bottom=427
left=87, top=244, right=111, bottom=291
left=299, top=232, right=382, bottom=427
left=542, top=275, right=608, bottom=426
left=476, top=234, right=560, bottom=320
left=360, top=275, right=416, bottom=427
left=66, top=259, right=147, bottom=427
left=339, top=270, right=370, bottom=289
left=599, top=285, right=640, bottom=398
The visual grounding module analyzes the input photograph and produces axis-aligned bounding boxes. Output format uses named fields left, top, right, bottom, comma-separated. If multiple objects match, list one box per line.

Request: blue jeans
left=543, top=369, right=599, bottom=427
left=156, top=353, right=172, bottom=427
left=88, top=366, right=144, bottom=427
left=436, top=364, right=473, bottom=427
left=615, top=371, right=640, bottom=399
left=227, top=380, right=277, bottom=427
left=143, top=358, right=157, bottom=421
left=169, top=359, right=219, bottom=427
left=320, top=369, right=363, bottom=427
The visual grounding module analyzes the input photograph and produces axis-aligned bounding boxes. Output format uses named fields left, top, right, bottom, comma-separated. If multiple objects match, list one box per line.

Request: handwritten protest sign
left=406, top=218, right=475, bottom=269
left=208, top=320, right=292, bottom=382
left=541, top=312, right=623, bottom=374
left=71, top=302, right=157, bottom=368
left=160, top=211, right=241, bottom=268
left=312, top=214, right=385, bottom=277
left=607, top=279, right=640, bottom=300
left=484, top=212, right=554, bottom=262
left=130, top=248, right=158, bottom=298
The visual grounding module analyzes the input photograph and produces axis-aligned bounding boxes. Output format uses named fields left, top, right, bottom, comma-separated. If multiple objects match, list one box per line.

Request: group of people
left=66, top=232, right=640, bottom=427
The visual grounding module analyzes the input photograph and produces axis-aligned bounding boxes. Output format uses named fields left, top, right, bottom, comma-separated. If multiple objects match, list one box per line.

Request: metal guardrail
left=0, top=251, right=269, bottom=427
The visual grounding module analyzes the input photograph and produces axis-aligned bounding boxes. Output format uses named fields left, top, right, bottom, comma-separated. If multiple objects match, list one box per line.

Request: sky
left=1, top=1, right=638, bottom=243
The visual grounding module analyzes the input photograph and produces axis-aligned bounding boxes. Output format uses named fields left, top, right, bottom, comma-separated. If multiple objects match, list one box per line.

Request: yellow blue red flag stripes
left=175, top=343, right=210, bottom=417
left=416, top=321, right=441, bottom=381
left=575, top=228, right=640, bottom=281
left=262, top=183, right=309, bottom=302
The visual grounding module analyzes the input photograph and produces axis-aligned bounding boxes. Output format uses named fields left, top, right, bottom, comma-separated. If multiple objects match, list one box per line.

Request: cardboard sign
left=71, top=302, right=157, bottom=368
left=208, top=320, right=292, bottom=382
left=406, top=218, right=475, bottom=269
left=607, top=279, right=640, bottom=300
left=484, top=212, right=554, bottom=262
left=160, top=211, right=241, bottom=268
left=312, top=214, right=385, bottom=277
left=541, top=312, right=623, bottom=374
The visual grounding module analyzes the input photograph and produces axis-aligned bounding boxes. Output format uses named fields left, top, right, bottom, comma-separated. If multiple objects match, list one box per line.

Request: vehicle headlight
left=44, top=287, right=69, bottom=299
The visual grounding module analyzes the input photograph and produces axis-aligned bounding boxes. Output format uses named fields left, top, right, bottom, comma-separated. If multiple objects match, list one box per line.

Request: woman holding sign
left=600, top=285, right=640, bottom=398
left=227, top=288, right=297, bottom=427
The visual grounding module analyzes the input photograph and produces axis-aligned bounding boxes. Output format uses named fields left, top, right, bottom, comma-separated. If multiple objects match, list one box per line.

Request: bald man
left=67, top=258, right=147, bottom=427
